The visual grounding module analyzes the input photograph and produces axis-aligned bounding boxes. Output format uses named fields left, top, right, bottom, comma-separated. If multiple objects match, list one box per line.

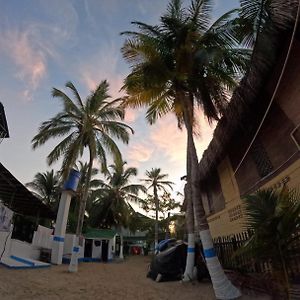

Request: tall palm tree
left=142, top=168, right=173, bottom=252
left=121, top=0, right=250, bottom=297
left=89, top=159, right=146, bottom=258
left=26, top=169, right=60, bottom=210
left=32, top=80, right=133, bottom=239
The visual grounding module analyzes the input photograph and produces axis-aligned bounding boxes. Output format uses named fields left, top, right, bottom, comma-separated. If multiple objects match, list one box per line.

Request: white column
left=68, top=236, right=79, bottom=272
left=51, top=191, right=72, bottom=265
left=119, top=234, right=124, bottom=260
left=108, top=239, right=113, bottom=261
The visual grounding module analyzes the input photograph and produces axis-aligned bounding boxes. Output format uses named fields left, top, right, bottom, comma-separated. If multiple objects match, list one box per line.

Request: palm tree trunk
left=183, top=182, right=196, bottom=282
left=154, top=184, right=159, bottom=253
left=183, top=103, right=241, bottom=299
left=76, top=150, right=93, bottom=236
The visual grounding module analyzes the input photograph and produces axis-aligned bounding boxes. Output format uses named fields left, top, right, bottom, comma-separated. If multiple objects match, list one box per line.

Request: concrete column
left=51, top=169, right=81, bottom=265
left=51, top=192, right=72, bottom=265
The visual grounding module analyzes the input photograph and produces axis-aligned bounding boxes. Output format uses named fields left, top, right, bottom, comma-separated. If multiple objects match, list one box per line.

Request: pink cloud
left=0, top=27, right=49, bottom=99
left=79, top=45, right=125, bottom=99
left=127, top=143, right=154, bottom=165
left=124, top=108, right=137, bottom=123
left=150, top=114, right=215, bottom=163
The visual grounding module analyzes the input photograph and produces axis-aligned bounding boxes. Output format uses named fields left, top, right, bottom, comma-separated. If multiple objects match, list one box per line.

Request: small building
left=83, top=228, right=118, bottom=262
left=197, top=4, right=300, bottom=238
left=0, top=163, right=54, bottom=268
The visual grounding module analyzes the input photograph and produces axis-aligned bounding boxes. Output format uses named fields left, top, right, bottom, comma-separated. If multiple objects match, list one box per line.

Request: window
left=250, top=138, right=273, bottom=178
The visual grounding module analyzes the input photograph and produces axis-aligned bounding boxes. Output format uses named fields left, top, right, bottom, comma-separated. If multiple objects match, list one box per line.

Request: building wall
left=207, top=157, right=244, bottom=237
left=205, top=40, right=300, bottom=238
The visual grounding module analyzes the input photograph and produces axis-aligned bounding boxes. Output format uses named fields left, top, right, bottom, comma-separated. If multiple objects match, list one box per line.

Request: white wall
left=64, top=234, right=84, bottom=258
left=0, top=231, right=12, bottom=258
left=10, top=239, right=40, bottom=260
left=92, top=239, right=101, bottom=259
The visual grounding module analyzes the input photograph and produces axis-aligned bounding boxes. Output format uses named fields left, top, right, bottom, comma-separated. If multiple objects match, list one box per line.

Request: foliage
left=32, top=80, right=133, bottom=180
left=121, top=0, right=251, bottom=127
left=142, top=168, right=174, bottom=246
left=26, top=170, right=60, bottom=210
left=241, top=187, right=300, bottom=297
left=32, top=80, right=133, bottom=236
left=238, top=0, right=297, bottom=48
left=141, top=192, right=180, bottom=219
left=88, top=159, right=146, bottom=231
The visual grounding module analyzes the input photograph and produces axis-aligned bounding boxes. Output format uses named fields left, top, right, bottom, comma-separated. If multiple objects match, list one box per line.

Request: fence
left=213, top=231, right=300, bottom=280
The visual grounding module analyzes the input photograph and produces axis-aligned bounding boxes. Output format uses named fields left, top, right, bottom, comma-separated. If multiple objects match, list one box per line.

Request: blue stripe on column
left=203, top=248, right=216, bottom=258
left=73, top=247, right=79, bottom=253
left=53, top=236, right=64, bottom=242
left=187, top=247, right=195, bottom=253
left=10, top=255, right=35, bottom=266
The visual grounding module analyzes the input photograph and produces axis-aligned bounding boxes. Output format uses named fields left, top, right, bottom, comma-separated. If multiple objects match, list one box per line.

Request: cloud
left=0, top=0, right=79, bottom=100
left=0, top=28, right=47, bottom=97
left=149, top=113, right=215, bottom=163
left=127, top=143, right=154, bottom=166
left=78, top=43, right=125, bottom=98
left=124, top=108, right=137, bottom=123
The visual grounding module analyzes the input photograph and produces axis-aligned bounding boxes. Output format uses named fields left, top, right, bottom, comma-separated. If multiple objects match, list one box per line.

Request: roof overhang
left=0, top=163, right=54, bottom=219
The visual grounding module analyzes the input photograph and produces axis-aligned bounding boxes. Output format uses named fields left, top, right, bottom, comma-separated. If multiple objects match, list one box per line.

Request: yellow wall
left=217, top=157, right=240, bottom=204
left=207, top=158, right=300, bottom=238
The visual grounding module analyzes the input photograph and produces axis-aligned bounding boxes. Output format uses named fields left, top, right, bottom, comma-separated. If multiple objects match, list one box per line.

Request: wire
left=233, top=2, right=300, bottom=175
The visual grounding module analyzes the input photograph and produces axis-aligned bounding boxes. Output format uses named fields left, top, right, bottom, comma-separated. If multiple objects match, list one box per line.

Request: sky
left=0, top=0, right=239, bottom=202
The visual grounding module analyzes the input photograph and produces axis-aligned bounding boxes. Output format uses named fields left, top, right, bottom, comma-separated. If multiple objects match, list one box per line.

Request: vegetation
left=241, top=188, right=300, bottom=298
left=88, top=159, right=146, bottom=230
left=32, top=80, right=133, bottom=237
left=141, top=168, right=173, bottom=250
left=26, top=170, right=60, bottom=210
left=121, top=0, right=250, bottom=295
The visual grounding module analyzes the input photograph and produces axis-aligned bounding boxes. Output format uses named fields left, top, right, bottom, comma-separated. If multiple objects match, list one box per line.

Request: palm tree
left=89, top=159, right=146, bottom=259
left=238, top=0, right=297, bottom=48
left=67, top=161, right=101, bottom=233
left=240, top=188, right=300, bottom=299
left=32, top=80, right=133, bottom=240
left=121, top=0, right=250, bottom=297
left=142, top=168, right=173, bottom=252
left=26, top=169, right=60, bottom=210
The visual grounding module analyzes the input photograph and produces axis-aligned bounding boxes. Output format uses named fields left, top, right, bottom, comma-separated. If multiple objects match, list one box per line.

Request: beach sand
left=0, top=256, right=270, bottom=299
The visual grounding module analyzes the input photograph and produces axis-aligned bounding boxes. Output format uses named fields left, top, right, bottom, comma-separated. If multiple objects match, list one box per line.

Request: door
left=84, top=239, right=93, bottom=258
left=101, top=239, right=109, bottom=262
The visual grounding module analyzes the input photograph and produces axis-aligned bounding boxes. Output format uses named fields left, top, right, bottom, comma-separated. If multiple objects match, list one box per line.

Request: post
left=51, top=169, right=81, bottom=265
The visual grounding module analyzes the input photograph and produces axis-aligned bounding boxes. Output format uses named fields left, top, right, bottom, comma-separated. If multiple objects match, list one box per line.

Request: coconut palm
left=238, top=0, right=297, bottom=48
left=67, top=161, right=101, bottom=233
left=32, top=80, right=133, bottom=240
left=142, top=168, right=174, bottom=252
left=26, top=170, right=60, bottom=210
left=121, top=0, right=250, bottom=297
left=241, top=188, right=300, bottom=299
left=89, top=159, right=146, bottom=259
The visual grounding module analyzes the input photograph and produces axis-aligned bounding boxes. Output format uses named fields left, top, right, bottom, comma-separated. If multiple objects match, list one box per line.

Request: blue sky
left=0, top=0, right=239, bottom=198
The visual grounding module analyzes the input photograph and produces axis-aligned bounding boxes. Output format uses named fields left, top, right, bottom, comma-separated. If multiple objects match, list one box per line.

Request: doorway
left=84, top=239, right=93, bottom=258
left=101, top=240, right=109, bottom=262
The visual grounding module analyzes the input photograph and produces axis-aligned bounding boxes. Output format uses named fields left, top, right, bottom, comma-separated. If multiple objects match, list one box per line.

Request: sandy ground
left=0, top=256, right=270, bottom=300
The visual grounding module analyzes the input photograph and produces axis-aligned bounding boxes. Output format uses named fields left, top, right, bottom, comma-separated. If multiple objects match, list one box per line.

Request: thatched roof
left=199, top=1, right=299, bottom=181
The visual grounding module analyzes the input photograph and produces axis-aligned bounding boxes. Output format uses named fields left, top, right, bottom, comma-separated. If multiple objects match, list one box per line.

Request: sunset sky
left=0, top=0, right=238, bottom=200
